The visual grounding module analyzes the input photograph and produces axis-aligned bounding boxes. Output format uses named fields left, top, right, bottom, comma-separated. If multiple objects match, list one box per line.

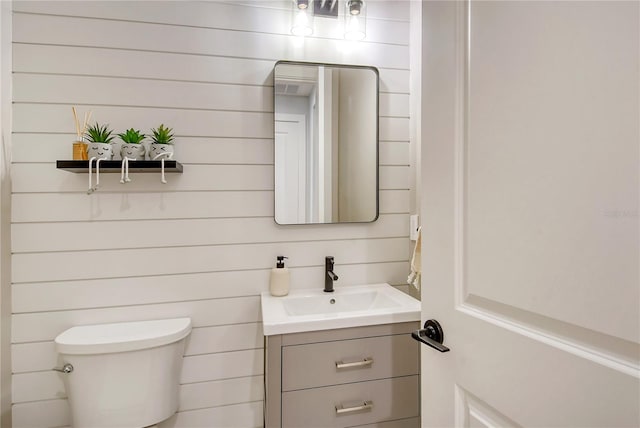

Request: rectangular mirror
left=274, top=61, right=379, bottom=225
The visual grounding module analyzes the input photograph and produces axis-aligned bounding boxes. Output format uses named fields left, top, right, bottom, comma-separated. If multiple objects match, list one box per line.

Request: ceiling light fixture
left=290, top=0, right=366, bottom=41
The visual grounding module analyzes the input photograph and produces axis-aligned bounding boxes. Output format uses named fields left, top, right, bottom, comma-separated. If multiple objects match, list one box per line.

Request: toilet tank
left=55, top=318, right=192, bottom=428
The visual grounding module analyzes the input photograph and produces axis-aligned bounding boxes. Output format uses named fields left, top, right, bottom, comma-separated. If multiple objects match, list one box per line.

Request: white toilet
left=54, top=317, right=192, bottom=428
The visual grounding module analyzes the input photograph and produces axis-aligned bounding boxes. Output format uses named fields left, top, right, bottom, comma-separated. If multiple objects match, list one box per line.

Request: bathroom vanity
left=265, top=322, right=419, bottom=428
left=261, top=284, right=421, bottom=428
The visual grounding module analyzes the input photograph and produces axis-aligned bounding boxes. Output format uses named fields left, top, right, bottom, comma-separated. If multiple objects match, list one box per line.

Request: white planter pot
left=86, top=142, right=113, bottom=160
left=149, top=143, right=174, bottom=160
left=120, top=143, right=146, bottom=160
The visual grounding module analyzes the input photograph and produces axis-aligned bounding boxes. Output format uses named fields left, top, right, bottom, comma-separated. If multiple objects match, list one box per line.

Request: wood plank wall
left=9, top=1, right=412, bottom=426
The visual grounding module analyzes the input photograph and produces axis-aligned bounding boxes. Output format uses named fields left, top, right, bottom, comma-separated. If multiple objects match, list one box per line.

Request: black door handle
left=411, top=319, right=450, bottom=353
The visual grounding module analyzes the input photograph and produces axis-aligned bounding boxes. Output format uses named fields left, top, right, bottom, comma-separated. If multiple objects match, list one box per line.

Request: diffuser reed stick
left=71, top=107, right=92, bottom=142
left=81, top=111, right=92, bottom=140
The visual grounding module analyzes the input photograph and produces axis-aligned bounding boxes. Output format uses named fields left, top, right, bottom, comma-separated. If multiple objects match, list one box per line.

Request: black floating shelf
left=57, top=160, right=184, bottom=173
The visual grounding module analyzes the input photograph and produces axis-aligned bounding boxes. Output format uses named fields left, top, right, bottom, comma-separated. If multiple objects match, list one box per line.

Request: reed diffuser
left=72, top=107, right=92, bottom=160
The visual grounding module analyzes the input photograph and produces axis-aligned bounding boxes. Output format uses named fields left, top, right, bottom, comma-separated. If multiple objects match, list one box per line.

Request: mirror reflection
left=274, top=61, right=379, bottom=225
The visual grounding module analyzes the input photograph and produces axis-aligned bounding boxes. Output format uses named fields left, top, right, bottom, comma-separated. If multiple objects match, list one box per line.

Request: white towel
left=407, top=226, right=421, bottom=291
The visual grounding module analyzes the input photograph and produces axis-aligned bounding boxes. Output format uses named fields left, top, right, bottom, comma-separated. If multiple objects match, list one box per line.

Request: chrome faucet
left=325, top=256, right=339, bottom=292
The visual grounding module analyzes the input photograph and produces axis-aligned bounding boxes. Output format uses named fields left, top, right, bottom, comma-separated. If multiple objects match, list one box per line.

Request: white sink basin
left=261, top=283, right=420, bottom=335
left=282, top=290, right=398, bottom=316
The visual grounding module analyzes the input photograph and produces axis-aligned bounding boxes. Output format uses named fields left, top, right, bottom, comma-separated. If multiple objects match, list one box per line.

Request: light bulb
left=291, top=1, right=313, bottom=36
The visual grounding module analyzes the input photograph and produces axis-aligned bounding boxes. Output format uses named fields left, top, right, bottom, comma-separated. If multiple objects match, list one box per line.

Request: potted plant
left=148, top=124, right=175, bottom=160
left=85, top=123, right=115, bottom=160
left=118, top=128, right=146, bottom=160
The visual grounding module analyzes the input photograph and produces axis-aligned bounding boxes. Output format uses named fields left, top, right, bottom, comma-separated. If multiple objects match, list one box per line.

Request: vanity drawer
left=282, top=334, right=418, bottom=391
left=282, top=375, right=419, bottom=428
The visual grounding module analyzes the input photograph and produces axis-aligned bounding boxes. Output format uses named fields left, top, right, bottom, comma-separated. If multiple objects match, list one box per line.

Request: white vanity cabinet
left=265, top=322, right=420, bottom=428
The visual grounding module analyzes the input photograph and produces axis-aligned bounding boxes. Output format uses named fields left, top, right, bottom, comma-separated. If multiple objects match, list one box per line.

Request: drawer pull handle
left=335, top=357, right=374, bottom=369
left=335, top=400, right=374, bottom=415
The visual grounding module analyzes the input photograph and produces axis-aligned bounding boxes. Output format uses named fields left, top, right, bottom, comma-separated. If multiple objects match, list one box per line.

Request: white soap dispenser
left=269, top=256, right=290, bottom=297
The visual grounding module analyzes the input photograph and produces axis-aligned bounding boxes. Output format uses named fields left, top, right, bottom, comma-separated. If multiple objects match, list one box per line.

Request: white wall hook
left=94, top=157, right=106, bottom=191
left=87, top=157, right=97, bottom=194
left=120, top=157, right=134, bottom=184
left=153, top=152, right=173, bottom=184
left=89, top=157, right=108, bottom=194
left=120, top=158, right=126, bottom=184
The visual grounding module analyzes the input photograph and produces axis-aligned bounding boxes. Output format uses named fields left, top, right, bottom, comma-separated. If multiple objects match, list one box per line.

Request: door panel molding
left=460, top=295, right=639, bottom=378
left=452, top=0, right=469, bottom=314
left=454, top=385, right=520, bottom=428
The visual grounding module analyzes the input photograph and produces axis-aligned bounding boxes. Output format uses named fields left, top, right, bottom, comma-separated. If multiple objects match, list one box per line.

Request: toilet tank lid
left=54, top=318, right=192, bottom=355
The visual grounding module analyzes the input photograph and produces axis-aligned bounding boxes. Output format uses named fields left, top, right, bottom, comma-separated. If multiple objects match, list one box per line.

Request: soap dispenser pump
left=269, top=256, right=290, bottom=297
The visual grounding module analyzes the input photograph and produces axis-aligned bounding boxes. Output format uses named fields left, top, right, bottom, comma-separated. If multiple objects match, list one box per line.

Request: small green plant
left=117, top=128, right=146, bottom=144
left=85, top=123, right=114, bottom=144
left=150, top=124, right=174, bottom=145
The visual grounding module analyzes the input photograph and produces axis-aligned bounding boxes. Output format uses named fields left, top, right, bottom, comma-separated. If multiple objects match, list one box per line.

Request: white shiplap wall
left=9, top=1, right=412, bottom=427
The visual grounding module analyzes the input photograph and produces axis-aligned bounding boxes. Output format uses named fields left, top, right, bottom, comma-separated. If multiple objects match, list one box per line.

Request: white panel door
left=420, top=1, right=639, bottom=426
left=275, top=114, right=306, bottom=224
